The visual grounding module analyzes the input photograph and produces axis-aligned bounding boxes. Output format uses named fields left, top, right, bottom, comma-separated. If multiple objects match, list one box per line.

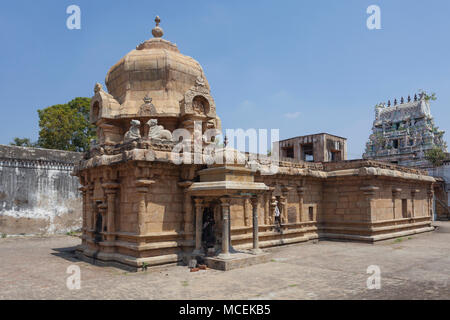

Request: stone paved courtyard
left=0, top=222, right=449, bottom=300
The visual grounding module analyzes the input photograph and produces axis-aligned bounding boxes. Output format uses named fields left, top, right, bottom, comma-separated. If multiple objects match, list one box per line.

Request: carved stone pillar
left=279, top=196, right=287, bottom=224
left=269, top=196, right=277, bottom=225
left=360, top=186, right=379, bottom=222
left=281, top=186, right=291, bottom=224
left=427, top=189, right=434, bottom=217
left=79, top=187, right=87, bottom=232
left=135, top=179, right=155, bottom=238
left=392, top=188, right=401, bottom=220
left=250, top=196, right=262, bottom=254
left=88, top=186, right=95, bottom=232
left=263, top=190, right=271, bottom=225
left=266, top=187, right=275, bottom=225
left=178, top=181, right=193, bottom=240
left=243, top=196, right=251, bottom=226
left=193, top=198, right=203, bottom=255
left=411, top=189, right=419, bottom=218
left=102, top=182, right=120, bottom=241
left=297, top=186, right=306, bottom=223
left=218, top=197, right=231, bottom=259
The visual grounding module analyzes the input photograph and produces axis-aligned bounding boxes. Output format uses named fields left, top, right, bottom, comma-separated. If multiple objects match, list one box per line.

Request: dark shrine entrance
left=201, top=206, right=216, bottom=255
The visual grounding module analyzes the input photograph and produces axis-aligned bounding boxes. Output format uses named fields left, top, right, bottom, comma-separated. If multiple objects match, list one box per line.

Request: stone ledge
left=205, top=252, right=270, bottom=271
left=320, top=226, right=435, bottom=243
left=77, top=247, right=183, bottom=270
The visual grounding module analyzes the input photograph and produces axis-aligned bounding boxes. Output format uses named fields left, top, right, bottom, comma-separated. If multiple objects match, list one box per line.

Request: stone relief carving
left=180, top=76, right=216, bottom=117
left=124, top=120, right=141, bottom=143
left=192, top=96, right=207, bottom=115
left=147, top=119, right=173, bottom=141
left=139, top=94, right=157, bottom=116
left=195, top=76, right=206, bottom=88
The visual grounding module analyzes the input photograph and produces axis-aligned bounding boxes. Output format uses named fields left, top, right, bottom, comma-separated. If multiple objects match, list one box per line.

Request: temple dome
left=104, top=18, right=210, bottom=117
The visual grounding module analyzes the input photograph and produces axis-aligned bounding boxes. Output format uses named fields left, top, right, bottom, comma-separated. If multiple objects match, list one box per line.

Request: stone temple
left=74, top=18, right=437, bottom=271
left=363, top=95, right=447, bottom=167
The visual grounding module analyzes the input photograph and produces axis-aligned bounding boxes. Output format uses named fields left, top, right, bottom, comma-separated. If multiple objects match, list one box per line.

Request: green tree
left=425, top=146, right=446, bottom=167
left=418, top=89, right=437, bottom=102
left=37, top=97, right=95, bottom=152
left=10, top=137, right=35, bottom=147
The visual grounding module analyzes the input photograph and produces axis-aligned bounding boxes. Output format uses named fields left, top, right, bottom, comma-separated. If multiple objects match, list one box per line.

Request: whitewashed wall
left=0, top=145, right=82, bottom=235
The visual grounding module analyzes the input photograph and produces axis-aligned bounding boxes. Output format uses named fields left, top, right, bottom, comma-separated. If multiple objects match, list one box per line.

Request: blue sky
left=0, top=0, right=449, bottom=158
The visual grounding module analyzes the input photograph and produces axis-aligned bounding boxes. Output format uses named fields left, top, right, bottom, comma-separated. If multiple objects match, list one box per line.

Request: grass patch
left=66, top=231, right=79, bottom=237
left=288, top=284, right=297, bottom=287
left=181, top=281, right=189, bottom=287
left=393, top=237, right=404, bottom=243
left=1, top=233, right=6, bottom=239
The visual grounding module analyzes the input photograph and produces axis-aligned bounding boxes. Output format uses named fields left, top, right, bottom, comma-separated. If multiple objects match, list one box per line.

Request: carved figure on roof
left=124, top=120, right=141, bottom=143
left=147, top=119, right=173, bottom=141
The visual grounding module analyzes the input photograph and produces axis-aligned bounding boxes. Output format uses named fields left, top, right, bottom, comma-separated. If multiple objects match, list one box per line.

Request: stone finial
left=414, top=94, right=417, bottom=101
left=224, top=135, right=229, bottom=147
left=143, top=94, right=152, bottom=104
left=94, top=82, right=103, bottom=93
left=408, top=95, right=411, bottom=102
left=394, top=99, right=397, bottom=106
left=400, top=97, right=404, bottom=104
left=152, top=16, right=164, bottom=38
left=387, top=100, right=391, bottom=107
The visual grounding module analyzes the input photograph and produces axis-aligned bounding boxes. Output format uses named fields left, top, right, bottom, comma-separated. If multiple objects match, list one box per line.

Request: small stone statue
left=124, top=120, right=141, bottom=143
left=147, top=119, right=173, bottom=141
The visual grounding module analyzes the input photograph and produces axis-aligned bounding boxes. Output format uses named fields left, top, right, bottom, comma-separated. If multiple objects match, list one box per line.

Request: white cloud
left=283, top=111, right=301, bottom=119
left=239, top=99, right=256, bottom=110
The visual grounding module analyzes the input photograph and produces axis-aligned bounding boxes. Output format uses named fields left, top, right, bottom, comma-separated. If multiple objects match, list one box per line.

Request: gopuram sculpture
left=363, top=93, right=447, bottom=168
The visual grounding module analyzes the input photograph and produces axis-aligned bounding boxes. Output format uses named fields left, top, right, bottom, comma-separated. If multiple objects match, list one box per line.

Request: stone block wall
left=319, top=175, right=433, bottom=241
left=0, top=145, right=82, bottom=235
left=75, top=151, right=435, bottom=270
left=428, top=162, right=450, bottom=220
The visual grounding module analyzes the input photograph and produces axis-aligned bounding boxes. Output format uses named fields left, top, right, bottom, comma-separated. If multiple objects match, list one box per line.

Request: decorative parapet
left=75, top=144, right=435, bottom=184
left=322, top=159, right=428, bottom=175
left=0, top=145, right=82, bottom=171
